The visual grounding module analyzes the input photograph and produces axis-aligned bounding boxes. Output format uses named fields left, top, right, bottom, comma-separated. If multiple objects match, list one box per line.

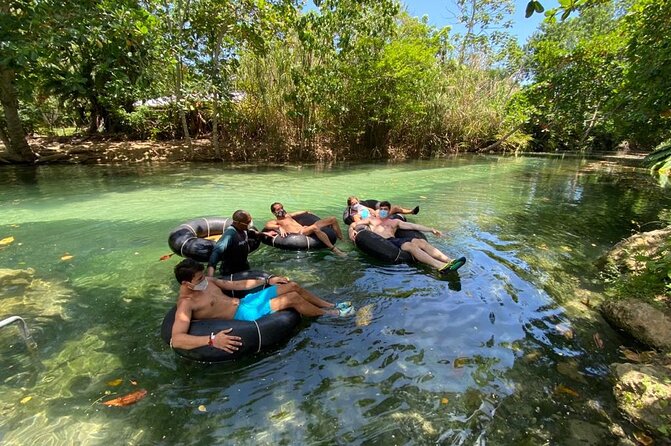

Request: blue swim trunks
left=233, top=286, right=278, bottom=321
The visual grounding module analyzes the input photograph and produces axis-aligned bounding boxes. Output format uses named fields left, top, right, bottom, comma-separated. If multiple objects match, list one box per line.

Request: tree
left=520, top=2, right=627, bottom=150
left=190, top=0, right=298, bottom=158
left=451, top=0, right=516, bottom=68
left=0, top=0, right=38, bottom=162
left=616, top=0, right=671, bottom=147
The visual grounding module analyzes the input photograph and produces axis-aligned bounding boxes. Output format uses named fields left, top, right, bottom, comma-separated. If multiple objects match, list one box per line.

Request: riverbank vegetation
left=0, top=0, right=669, bottom=163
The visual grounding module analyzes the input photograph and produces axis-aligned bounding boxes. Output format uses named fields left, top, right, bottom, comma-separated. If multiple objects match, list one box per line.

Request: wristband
left=265, top=275, right=276, bottom=286
left=208, top=332, right=215, bottom=346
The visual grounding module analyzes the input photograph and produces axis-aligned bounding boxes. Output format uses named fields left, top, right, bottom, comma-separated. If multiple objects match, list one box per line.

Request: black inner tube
left=161, top=271, right=302, bottom=363
left=168, top=216, right=261, bottom=262
left=261, top=213, right=337, bottom=250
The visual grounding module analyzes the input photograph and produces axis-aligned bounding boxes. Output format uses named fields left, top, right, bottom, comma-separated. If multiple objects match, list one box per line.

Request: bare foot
left=331, top=247, right=347, bottom=257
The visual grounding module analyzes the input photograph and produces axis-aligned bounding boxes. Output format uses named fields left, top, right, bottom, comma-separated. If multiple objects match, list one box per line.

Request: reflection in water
left=0, top=157, right=669, bottom=444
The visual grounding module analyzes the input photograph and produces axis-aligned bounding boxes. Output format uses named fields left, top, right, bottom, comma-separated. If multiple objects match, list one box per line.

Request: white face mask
left=248, top=220, right=255, bottom=229
left=190, top=277, right=208, bottom=291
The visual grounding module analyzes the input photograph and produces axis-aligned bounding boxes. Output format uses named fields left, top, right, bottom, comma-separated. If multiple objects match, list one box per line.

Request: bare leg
left=270, top=292, right=334, bottom=317
left=302, top=224, right=346, bottom=256
left=390, top=205, right=419, bottom=215
left=275, top=282, right=334, bottom=308
left=316, top=217, right=344, bottom=240
left=401, top=242, right=444, bottom=269
left=412, top=239, right=451, bottom=262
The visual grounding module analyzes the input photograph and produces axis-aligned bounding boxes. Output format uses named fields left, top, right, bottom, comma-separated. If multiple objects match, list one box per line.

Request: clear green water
left=0, top=156, right=668, bottom=445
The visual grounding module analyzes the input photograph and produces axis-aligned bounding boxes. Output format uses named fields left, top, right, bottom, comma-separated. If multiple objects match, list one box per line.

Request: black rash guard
left=208, top=226, right=252, bottom=275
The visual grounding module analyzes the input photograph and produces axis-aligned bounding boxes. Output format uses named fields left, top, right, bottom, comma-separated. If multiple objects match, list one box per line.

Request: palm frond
left=643, top=140, right=671, bottom=169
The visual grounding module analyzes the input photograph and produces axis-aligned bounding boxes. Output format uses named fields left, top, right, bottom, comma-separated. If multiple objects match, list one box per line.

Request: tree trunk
left=458, top=0, right=477, bottom=66
left=578, top=103, right=601, bottom=150
left=480, top=125, right=522, bottom=152
left=172, top=0, right=192, bottom=157
left=211, top=34, right=222, bottom=159
left=175, top=59, right=192, bottom=156
left=0, top=66, right=34, bottom=162
left=0, top=122, right=10, bottom=149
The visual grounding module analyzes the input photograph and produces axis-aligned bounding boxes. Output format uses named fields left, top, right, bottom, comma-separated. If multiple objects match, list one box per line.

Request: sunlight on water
left=0, top=156, right=668, bottom=444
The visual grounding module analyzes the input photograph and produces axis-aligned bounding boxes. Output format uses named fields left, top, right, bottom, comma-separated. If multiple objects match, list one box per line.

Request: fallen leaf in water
left=454, top=357, right=470, bottom=368
left=60, top=254, right=74, bottom=261
left=554, top=384, right=579, bottom=398
left=621, top=348, right=641, bottom=362
left=0, top=236, right=15, bottom=246
left=560, top=245, right=572, bottom=252
left=198, top=405, right=207, bottom=412
left=593, top=332, right=604, bottom=349
left=106, top=378, right=123, bottom=387
left=130, top=379, right=138, bottom=386
left=634, top=431, right=654, bottom=445
left=101, top=389, right=148, bottom=407
left=419, top=196, right=427, bottom=199
left=620, top=347, right=657, bottom=363
left=441, top=397, right=449, bottom=405
left=20, top=396, right=32, bottom=404
left=159, top=254, right=172, bottom=261
left=356, top=304, right=374, bottom=327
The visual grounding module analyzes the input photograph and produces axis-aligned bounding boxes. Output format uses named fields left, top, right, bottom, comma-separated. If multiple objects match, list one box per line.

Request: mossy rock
left=600, top=299, right=671, bottom=351
left=612, top=361, right=671, bottom=438
left=599, top=226, right=671, bottom=274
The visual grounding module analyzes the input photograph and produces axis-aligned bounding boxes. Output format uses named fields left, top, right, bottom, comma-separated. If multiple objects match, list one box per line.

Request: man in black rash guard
left=206, top=210, right=259, bottom=277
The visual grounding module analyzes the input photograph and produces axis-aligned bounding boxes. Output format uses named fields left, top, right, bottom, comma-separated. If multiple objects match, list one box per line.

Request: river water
left=0, top=156, right=668, bottom=445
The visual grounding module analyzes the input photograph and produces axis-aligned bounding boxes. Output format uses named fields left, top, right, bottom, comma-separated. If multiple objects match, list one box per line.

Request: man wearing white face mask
left=207, top=210, right=260, bottom=277
left=349, top=201, right=466, bottom=274
left=171, top=259, right=354, bottom=352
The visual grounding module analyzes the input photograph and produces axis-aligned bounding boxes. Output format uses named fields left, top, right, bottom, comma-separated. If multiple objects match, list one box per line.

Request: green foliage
left=520, top=0, right=671, bottom=153
left=604, top=245, right=671, bottom=306
left=643, top=140, right=671, bottom=175
left=521, top=1, right=629, bottom=150
left=616, top=0, right=671, bottom=146
left=453, top=0, right=516, bottom=68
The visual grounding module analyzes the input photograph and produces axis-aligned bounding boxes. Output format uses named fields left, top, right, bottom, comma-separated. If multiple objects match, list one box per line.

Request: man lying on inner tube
left=345, top=196, right=420, bottom=224
left=349, top=200, right=467, bottom=274
left=263, top=202, right=346, bottom=257
left=207, top=210, right=260, bottom=277
left=171, top=259, right=355, bottom=353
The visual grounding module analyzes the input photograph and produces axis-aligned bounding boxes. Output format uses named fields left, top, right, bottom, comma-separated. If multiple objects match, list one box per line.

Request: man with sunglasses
left=265, top=202, right=346, bottom=256
left=207, top=210, right=260, bottom=277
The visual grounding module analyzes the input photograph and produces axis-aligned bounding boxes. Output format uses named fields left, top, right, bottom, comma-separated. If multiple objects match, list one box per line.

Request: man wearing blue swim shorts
left=232, top=285, right=278, bottom=321
left=170, top=259, right=354, bottom=352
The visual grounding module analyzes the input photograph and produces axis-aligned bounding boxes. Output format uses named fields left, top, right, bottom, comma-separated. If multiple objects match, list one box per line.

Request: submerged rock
left=0, top=268, right=35, bottom=287
left=565, top=419, right=609, bottom=446
left=600, top=226, right=671, bottom=274
left=612, top=361, right=671, bottom=438
left=600, top=299, right=671, bottom=351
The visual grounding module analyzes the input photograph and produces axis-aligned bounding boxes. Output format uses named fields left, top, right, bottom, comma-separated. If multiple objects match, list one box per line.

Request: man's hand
left=278, top=227, right=287, bottom=237
left=212, top=328, right=242, bottom=353
left=431, top=228, right=443, bottom=236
